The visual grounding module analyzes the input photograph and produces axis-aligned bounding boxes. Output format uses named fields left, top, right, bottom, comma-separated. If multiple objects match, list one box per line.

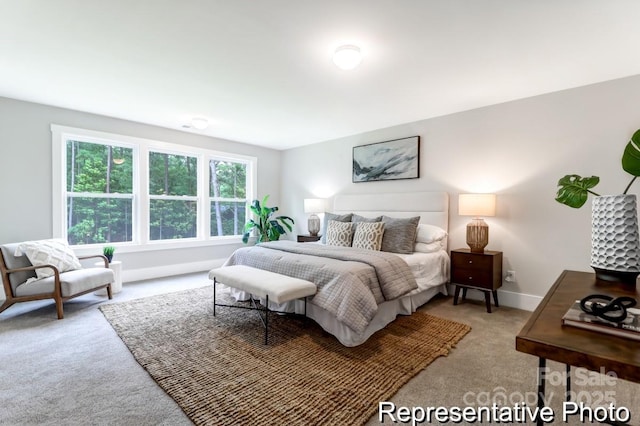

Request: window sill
left=72, top=237, right=244, bottom=257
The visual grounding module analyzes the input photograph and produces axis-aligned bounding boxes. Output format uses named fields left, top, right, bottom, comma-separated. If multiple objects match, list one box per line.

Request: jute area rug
left=100, top=286, right=471, bottom=426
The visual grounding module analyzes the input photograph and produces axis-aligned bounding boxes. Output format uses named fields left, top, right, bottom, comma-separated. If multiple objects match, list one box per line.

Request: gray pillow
left=351, top=214, right=383, bottom=234
left=352, top=214, right=382, bottom=223
left=321, top=213, right=352, bottom=244
left=380, top=216, right=420, bottom=254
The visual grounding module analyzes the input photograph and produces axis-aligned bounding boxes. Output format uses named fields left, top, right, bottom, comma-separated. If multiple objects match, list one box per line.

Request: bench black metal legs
left=213, top=277, right=308, bottom=345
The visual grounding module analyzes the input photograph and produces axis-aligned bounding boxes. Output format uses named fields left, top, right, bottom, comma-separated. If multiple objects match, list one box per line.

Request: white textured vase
left=590, top=194, right=640, bottom=284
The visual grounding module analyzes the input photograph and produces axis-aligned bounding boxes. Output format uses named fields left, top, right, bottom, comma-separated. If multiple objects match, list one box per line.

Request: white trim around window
left=51, top=124, right=257, bottom=255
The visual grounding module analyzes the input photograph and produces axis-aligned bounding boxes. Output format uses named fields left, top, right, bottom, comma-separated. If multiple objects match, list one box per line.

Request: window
left=209, top=159, right=247, bottom=237
left=149, top=151, right=198, bottom=240
left=66, top=141, right=134, bottom=245
left=52, top=125, right=256, bottom=250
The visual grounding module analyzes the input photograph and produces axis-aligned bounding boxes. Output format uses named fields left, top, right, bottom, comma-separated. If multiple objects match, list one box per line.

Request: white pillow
left=15, top=239, right=82, bottom=281
left=415, top=224, right=447, bottom=244
left=352, top=222, right=385, bottom=251
left=414, top=240, right=445, bottom=253
left=325, top=220, right=355, bottom=247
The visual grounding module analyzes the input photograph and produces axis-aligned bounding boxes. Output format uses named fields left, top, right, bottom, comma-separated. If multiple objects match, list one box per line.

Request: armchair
left=0, top=241, right=114, bottom=319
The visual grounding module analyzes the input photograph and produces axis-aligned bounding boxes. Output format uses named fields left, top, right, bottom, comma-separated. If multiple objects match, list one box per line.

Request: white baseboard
left=122, top=258, right=227, bottom=283
left=446, top=284, right=542, bottom=312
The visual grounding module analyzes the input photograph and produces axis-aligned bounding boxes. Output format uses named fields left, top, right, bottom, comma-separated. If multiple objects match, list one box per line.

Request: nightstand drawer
left=451, top=252, right=493, bottom=271
left=451, top=268, right=494, bottom=289
left=450, top=248, right=503, bottom=313
left=450, top=249, right=503, bottom=291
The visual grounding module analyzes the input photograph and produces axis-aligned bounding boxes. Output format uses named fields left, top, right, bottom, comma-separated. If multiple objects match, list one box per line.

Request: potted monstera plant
left=555, top=128, right=640, bottom=284
left=242, top=195, right=294, bottom=244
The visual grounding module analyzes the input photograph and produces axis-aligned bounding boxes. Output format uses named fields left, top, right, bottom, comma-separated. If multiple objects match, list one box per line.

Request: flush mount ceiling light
left=190, top=117, right=209, bottom=130
left=333, top=45, right=362, bottom=70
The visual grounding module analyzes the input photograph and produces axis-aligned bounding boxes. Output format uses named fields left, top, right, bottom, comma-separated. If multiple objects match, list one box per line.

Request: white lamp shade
left=458, top=194, right=496, bottom=217
left=304, top=198, right=325, bottom=213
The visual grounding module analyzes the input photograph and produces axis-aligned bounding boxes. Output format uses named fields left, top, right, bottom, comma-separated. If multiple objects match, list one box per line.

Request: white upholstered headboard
left=332, top=191, right=449, bottom=232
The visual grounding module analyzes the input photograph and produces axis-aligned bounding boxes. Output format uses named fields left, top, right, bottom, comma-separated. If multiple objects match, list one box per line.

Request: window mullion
left=138, top=144, right=150, bottom=245
left=200, top=155, right=210, bottom=240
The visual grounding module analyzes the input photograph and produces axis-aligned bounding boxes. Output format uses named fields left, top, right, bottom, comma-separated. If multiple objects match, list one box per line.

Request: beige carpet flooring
left=1, top=272, right=638, bottom=425
left=371, top=296, right=639, bottom=426
left=100, top=286, right=470, bottom=426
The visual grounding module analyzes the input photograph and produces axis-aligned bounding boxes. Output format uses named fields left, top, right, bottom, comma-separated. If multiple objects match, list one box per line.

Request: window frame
left=64, top=138, right=137, bottom=246
left=52, top=125, right=257, bottom=255
left=208, top=156, right=252, bottom=238
left=147, top=148, right=200, bottom=242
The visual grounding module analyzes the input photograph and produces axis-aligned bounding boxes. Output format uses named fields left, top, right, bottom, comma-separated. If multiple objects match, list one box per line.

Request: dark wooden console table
left=516, top=270, right=640, bottom=425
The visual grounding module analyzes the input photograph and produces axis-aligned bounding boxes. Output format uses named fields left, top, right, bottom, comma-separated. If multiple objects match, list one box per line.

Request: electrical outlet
left=505, top=270, right=516, bottom=283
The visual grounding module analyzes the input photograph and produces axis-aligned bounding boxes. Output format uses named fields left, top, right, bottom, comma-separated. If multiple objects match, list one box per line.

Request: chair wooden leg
left=0, top=299, right=15, bottom=314
left=55, top=298, right=64, bottom=319
left=106, top=283, right=113, bottom=299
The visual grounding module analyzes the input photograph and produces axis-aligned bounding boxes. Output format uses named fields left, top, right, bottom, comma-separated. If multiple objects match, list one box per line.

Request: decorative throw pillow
left=351, top=213, right=382, bottom=232
left=352, top=222, right=385, bottom=251
left=415, top=224, right=448, bottom=244
left=380, top=216, right=420, bottom=254
left=325, top=220, right=355, bottom=247
left=15, top=239, right=82, bottom=281
left=321, top=213, right=353, bottom=244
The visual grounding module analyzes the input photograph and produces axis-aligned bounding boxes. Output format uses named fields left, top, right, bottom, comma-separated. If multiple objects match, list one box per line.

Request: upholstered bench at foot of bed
left=208, top=265, right=317, bottom=344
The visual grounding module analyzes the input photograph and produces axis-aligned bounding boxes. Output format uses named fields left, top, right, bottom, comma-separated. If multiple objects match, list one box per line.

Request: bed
left=222, top=191, right=450, bottom=347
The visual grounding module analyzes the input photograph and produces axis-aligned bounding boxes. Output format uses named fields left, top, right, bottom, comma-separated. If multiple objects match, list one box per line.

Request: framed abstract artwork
left=352, top=136, right=420, bottom=182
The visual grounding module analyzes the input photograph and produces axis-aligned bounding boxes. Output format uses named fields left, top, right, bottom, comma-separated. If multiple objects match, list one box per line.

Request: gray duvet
left=223, top=240, right=418, bottom=333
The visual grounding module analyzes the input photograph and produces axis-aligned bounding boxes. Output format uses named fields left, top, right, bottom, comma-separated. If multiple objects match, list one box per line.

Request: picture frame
left=352, top=136, right=420, bottom=183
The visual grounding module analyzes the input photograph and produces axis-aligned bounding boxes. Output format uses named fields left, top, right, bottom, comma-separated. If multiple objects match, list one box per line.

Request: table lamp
left=303, top=198, right=325, bottom=236
left=458, top=193, right=496, bottom=253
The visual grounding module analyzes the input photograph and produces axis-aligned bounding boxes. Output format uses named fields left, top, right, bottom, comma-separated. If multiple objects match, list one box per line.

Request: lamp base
left=308, top=214, right=320, bottom=237
left=467, top=218, right=489, bottom=253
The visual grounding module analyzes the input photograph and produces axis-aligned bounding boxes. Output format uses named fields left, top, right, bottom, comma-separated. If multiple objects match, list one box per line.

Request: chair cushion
left=14, top=268, right=115, bottom=298
left=15, top=239, right=82, bottom=281
left=0, top=242, right=37, bottom=292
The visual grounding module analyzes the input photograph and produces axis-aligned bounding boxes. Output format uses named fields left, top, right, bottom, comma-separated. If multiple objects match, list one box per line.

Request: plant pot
left=590, top=194, right=640, bottom=285
left=105, top=255, right=113, bottom=263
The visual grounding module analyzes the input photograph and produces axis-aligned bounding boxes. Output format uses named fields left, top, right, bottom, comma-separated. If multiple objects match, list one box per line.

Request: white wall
left=0, top=96, right=282, bottom=285
left=282, top=74, right=640, bottom=307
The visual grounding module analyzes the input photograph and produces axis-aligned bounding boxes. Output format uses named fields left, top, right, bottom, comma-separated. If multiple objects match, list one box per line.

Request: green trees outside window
left=210, top=160, right=247, bottom=237
left=66, top=141, right=133, bottom=245
left=64, top=138, right=250, bottom=245
left=149, top=152, right=198, bottom=240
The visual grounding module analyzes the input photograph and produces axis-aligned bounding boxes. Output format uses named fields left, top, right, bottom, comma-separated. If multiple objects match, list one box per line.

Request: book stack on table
left=562, top=300, right=640, bottom=341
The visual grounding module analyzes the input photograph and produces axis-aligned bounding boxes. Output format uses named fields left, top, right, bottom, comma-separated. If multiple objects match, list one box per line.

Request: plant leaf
left=555, top=174, right=600, bottom=208
left=249, top=199, right=260, bottom=216
left=622, top=129, right=640, bottom=177
left=241, top=194, right=293, bottom=244
left=277, top=215, right=294, bottom=232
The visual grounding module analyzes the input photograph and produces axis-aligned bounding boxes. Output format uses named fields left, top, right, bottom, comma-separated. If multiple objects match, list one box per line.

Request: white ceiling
left=2, top=1, right=640, bottom=150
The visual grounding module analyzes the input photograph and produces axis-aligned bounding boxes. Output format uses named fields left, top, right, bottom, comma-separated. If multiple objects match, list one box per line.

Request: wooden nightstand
left=297, top=234, right=321, bottom=243
left=450, top=248, right=503, bottom=313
